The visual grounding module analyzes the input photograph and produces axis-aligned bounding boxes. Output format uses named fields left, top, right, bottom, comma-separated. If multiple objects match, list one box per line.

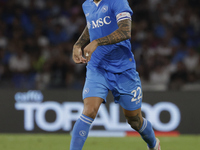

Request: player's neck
left=94, top=0, right=101, bottom=3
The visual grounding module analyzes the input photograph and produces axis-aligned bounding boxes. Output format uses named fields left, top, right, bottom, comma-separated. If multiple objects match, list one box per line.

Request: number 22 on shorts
left=131, top=87, right=142, bottom=102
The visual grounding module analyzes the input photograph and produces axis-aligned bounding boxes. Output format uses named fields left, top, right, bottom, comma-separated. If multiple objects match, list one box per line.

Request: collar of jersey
left=89, top=0, right=103, bottom=3
left=94, top=0, right=102, bottom=6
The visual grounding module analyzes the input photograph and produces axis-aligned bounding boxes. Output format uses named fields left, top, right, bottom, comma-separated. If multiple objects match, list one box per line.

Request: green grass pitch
left=0, top=134, right=200, bottom=150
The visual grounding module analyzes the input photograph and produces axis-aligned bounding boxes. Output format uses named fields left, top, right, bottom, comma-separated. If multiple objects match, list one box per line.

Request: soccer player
left=70, top=0, right=161, bottom=150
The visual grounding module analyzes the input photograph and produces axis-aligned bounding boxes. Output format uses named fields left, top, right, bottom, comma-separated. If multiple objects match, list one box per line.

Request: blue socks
left=139, top=118, right=157, bottom=148
left=70, top=115, right=156, bottom=149
left=70, top=114, right=94, bottom=150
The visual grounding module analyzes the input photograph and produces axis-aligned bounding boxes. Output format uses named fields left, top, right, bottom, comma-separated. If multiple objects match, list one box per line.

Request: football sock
left=138, top=118, right=157, bottom=148
left=70, top=114, right=93, bottom=150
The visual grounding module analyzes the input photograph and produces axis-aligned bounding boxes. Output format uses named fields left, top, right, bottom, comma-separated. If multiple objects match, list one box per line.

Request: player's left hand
left=84, top=40, right=98, bottom=62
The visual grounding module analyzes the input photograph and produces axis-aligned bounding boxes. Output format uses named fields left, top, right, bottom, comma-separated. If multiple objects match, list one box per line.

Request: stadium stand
left=0, top=0, right=199, bottom=90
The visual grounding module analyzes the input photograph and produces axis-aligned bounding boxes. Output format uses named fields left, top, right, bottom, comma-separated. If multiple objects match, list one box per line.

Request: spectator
left=8, top=43, right=33, bottom=88
left=0, top=31, right=7, bottom=48
left=47, top=24, right=69, bottom=45
left=169, top=61, right=188, bottom=90
left=0, top=0, right=199, bottom=90
left=183, top=48, right=199, bottom=72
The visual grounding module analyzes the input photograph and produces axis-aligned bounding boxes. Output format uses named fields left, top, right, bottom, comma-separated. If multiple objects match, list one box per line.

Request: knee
left=126, top=115, right=143, bottom=131
left=82, top=107, right=98, bottom=119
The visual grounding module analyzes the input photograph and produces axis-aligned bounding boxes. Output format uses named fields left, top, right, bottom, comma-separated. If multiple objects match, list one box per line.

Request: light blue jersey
left=82, top=0, right=143, bottom=111
left=82, top=0, right=136, bottom=73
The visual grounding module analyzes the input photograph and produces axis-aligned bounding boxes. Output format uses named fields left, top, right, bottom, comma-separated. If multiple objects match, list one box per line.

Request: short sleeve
left=111, top=0, right=133, bottom=17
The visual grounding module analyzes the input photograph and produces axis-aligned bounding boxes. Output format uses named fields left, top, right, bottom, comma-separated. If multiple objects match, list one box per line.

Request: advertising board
left=0, top=90, right=200, bottom=136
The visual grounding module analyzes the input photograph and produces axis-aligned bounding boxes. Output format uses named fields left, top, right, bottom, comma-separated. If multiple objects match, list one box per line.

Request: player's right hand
left=72, top=46, right=87, bottom=64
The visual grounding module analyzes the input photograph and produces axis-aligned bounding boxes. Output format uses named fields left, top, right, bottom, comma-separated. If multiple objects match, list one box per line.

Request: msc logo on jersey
left=87, top=16, right=111, bottom=29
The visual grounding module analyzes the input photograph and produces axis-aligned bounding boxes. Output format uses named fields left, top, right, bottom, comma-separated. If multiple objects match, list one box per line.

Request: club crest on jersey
left=101, top=5, right=108, bottom=13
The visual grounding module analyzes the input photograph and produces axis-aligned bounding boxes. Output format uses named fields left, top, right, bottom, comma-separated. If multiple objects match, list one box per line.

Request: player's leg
left=112, top=68, right=160, bottom=149
left=70, top=97, right=103, bottom=150
left=123, top=108, right=158, bottom=149
left=70, top=66, right=109, bottom=150
left=82, top=97, right=104, bottom=119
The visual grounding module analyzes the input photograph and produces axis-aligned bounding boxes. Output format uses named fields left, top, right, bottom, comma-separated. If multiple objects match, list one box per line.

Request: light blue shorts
left=82, top=66, right=142, bottom=111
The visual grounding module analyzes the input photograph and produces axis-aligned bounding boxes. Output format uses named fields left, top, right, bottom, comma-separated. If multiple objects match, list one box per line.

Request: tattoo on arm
left=75, top=26, right=90, bottom=47
left=96, top=19, right=131, bottom=46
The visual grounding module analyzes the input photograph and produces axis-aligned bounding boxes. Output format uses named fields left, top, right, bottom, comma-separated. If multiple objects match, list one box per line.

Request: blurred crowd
left=0, top=0, right=199, bottom=90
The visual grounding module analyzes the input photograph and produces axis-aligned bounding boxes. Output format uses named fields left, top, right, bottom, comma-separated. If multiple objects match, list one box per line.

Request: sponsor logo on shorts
left=84, top=88, right=90, bottom=94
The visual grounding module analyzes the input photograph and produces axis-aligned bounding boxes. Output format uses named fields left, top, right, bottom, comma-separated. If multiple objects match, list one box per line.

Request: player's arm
left=73, top=26, right=90, bottom=63
left=83, top=19, right=131, bottom=62
left=74, top=26, right=90, bottom=48
left=96, top=19, right=131, bottom=46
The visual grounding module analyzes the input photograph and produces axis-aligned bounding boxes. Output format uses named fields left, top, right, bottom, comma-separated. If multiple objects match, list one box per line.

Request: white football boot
left=147, top=138, right=161, bottom=150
